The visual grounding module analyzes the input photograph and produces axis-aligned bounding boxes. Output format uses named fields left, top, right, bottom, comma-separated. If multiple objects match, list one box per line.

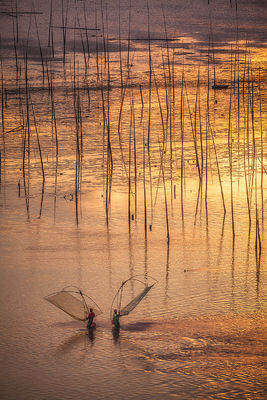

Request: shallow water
left=0, top=1, right=266, bottom=399
left=1, top=181, right=266, bottom=399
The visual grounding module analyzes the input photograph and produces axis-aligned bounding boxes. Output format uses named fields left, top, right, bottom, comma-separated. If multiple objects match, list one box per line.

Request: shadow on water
left=56, top=331, right=90, bottom=354
left=55, top=327, right=96, bottom=354
left=50, top=321, right=83, bottom=328
left=123, top=321, right=155, bottom=331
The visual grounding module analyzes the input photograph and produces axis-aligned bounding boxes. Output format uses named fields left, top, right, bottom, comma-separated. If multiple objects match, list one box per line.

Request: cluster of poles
left=0, top=0, right=265, bottom=263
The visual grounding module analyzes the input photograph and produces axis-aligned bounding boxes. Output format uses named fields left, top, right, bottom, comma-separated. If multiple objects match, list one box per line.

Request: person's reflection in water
left=112, top=326, right=120, bottom=343
left=87, top=328, right=96, bottom=344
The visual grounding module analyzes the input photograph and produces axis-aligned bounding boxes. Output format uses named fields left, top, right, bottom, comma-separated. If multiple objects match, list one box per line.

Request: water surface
left=0, top=0, right=266, bottom=399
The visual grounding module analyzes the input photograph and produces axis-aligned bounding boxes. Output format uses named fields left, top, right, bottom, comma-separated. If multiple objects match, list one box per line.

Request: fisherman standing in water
left=87, top=308, right=95, bottom=329
left=112, top=309, right=120, bottom=330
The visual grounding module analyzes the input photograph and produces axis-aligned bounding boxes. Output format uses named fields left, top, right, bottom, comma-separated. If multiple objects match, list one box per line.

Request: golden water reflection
left=0, top=1, right=266, bottom=399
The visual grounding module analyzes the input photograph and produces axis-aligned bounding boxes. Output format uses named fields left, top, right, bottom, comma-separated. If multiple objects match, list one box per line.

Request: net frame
left=44, top=286, right=102, bottom=321
left=110, top=275, right=157, bottom=320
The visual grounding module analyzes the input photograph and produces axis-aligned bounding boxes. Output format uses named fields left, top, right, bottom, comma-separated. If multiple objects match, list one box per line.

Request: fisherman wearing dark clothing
left=112, top=309, right=120, bottom=329
left=87, top=308, right=95, bottom=329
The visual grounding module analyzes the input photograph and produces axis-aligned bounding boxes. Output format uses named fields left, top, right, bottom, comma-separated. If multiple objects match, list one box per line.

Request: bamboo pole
left=61, top=0, right=69, bottom=65
left=105, top=7, right=113, bottom=224
left=100, top=0, right=107, bottom=66
left=48, top=0, right=55, bottom=58
left=30, top=96, right=45, bottom=217
left=95, top=3, right=100, bottom=85
left=209, top=121, right=226, bottom=214
left=228, top=46, right=235, bottom=240
left=205, top=40, right=211, bottom=223
left=1, top=58, right=5, bottom=154
left=132, top=94, right=137, bottom=221
left=258, top=67, right=264, bottom=226
left=34, top=11, right=45, bottom=85
left=180, top=61, right=185, bottom=222
left=143, top=123, right=147, bottom=239
left=118, top=0, right=124, bottom=93
left=159, top=140, right=170, bottom=244
left=23, top=49, right=30, bottom=220
left=127, top=0, right=132, bottom=75
left=128, top=93, right=132, bottom=230
left=147, top=0, right=153, bottom=230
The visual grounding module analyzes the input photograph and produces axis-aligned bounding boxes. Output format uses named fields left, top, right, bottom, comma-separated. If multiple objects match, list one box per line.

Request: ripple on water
left=116, top=313, right=267, bottom=398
